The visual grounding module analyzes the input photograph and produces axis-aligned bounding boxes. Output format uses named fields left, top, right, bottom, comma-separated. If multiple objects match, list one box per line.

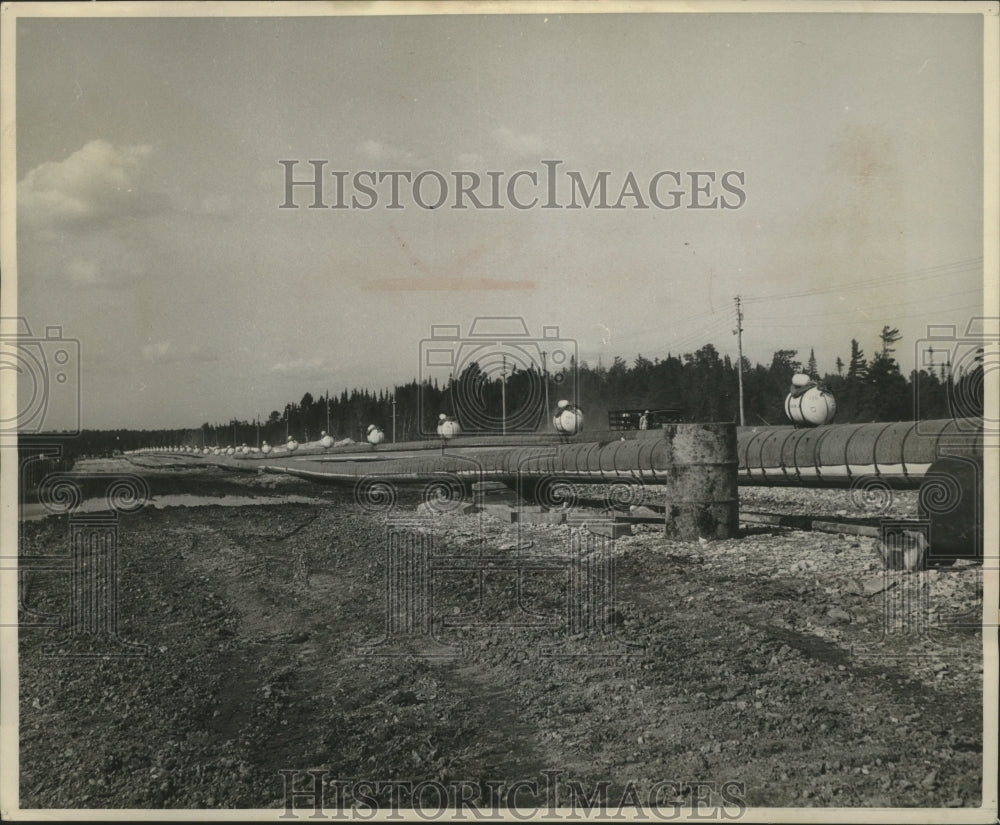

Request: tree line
left=22, top=324, right=984, bottom=460
left=199, top=324, right=984, bottom=444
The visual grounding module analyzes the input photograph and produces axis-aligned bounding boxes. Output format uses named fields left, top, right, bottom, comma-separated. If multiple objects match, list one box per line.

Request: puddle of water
left=19, top=493, right=320, bottom=522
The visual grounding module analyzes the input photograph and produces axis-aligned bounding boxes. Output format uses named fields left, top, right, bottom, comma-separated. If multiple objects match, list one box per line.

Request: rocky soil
left=16, top=462, right=986, bottom=814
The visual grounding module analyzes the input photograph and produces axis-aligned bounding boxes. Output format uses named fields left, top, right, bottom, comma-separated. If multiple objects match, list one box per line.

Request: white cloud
left=494, top=126, right=546, bottom=156
left=269, top=357, right=327, bottom=374
left=356, top=139, right=422, bottom=166
left=18, top=139, right=161, bottom=231
left=141, top=341, right=172, bottom=361
left=140, top=340, right=211, bottom=363
left=64, top=257, right=101, bottom=285
left=54, top=238, right=148, bottom=287
left=456, top=152, right=485, bottom=168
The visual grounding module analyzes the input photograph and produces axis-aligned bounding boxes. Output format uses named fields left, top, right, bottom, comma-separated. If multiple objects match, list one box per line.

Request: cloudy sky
left=9, top=5, right=988, bottom=431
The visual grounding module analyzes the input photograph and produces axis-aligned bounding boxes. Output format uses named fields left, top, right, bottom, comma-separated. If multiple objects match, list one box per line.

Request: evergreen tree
left=847, top=339, right=867, bottom=379
left=879, top=325, right=902, bottom=358
left=863, top=350, right=908, bottom=421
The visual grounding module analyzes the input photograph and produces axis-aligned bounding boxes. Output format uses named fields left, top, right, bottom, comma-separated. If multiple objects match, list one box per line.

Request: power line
left=610, top=305, right=736, bottom=346
left=750, top=285, right=983, bottom=322
left=596, top=314, right=735, bottom=364
left=606, top=257, right=982, bottom=352
left=767, top=300, right=984, bottom=329
left=659, top=316, right=736, bottom=355
left=742, top=257, right=982, bottom=305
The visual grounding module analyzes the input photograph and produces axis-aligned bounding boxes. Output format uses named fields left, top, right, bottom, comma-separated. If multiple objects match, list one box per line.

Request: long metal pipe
left=151, top=418, right=981, bottom=490
left=254, top=424, right=736, bottom=487
left=135, top=418, right=982, bottom=554
left=736, top=417, right=982, bottom=488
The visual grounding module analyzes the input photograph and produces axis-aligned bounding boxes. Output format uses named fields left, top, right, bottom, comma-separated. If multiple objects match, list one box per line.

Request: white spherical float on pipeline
left=367, top=424, right=385, bottom=445
left=437, top=413, right=461, bottom=439
left=261, top=440, right=272, bottom=455
left=240, top=443, right=249, bottom=454
left=553, top=399, right=584, bottom=435
left=226, top=446, right=235, bottom=455
left=784, top=373, right=837, bottom=427
left=320, top=431, right=334, bottom=449
left=286, top=436, right=299, bottom=452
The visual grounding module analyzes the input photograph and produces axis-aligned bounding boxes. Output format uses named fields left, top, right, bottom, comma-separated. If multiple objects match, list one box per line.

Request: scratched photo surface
left=5, top=4, right=995, bottom=822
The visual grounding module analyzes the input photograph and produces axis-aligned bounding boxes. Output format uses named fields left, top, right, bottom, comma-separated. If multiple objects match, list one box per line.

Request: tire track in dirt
left=169, top=504, right=560, bottom=804
left=19, top=488, right=984, bottom=810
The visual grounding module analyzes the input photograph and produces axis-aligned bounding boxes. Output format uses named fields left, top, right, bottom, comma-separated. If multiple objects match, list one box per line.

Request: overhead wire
left=742, top=257, right=982, bottom=305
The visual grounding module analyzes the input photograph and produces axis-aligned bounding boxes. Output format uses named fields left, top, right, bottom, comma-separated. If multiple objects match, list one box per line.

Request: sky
left=7, top=5, right=990, bottom=431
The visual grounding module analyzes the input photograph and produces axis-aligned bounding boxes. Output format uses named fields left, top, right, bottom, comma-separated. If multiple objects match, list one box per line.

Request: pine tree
left=807, top=348, right=818, bottom=378
left=879, top=325, right=902, bottom=358
left=847, top=340, right=867, bottom=380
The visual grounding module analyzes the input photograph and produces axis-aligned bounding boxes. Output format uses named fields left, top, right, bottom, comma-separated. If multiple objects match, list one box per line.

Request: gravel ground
left=16, top=463, right=986, bottom=814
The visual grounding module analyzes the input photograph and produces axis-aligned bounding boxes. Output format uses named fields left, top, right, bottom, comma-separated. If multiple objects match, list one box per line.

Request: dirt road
left=17, top=467, right=985, bottom=812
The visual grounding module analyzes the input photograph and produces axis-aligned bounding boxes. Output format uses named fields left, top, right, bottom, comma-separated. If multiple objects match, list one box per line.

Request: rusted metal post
left=661, top=423, right=738, bottom=540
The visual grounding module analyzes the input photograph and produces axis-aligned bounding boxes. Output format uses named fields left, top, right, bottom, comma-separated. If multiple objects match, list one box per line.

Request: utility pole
left=501, top=354, right=507, bottom=436
left=541, top=350, right=550, bottom=426
left=392, top=391, right=397, bottom=443
left=326, top=389, right=330, bottom=435
left=734, top=296, right=745, bottom=426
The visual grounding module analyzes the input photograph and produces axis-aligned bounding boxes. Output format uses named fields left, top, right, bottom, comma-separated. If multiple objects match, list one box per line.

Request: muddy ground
left=16, top=461, right=986, bottom=813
